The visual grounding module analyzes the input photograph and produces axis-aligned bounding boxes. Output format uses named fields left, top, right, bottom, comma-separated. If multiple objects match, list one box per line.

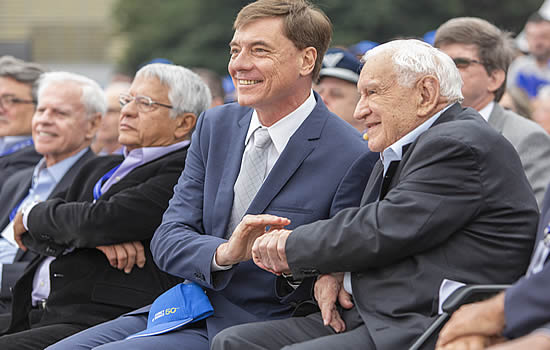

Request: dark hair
left=0, top=56, right=46, bottom=101
left=434, top=17, right=514, bottom=101
left=234, top=0, right=332, bottom=80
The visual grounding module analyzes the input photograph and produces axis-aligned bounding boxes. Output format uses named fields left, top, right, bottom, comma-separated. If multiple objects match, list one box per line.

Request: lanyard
left=92, top=164, right=121, bottom=201
left=8, top=198, right=25, bottom=222
left=526, top=222, right=550, bottom=276
left=0, top=139, right=33, bottom=157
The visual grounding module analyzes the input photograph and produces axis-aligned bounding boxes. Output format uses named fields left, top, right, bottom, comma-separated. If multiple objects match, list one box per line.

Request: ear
left=85, top=113, right=102, bottom=140
left=299, top=47, right=317, bottom=77
left=174, top=113, right=198, bottom=140
left=416, top=75, right=441, bottom=118
left=487, top=69, right=505, bottom=95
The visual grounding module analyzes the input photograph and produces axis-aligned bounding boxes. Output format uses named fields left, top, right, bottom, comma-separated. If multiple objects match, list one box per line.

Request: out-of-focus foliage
left=113, top=0, right=544, bottom=75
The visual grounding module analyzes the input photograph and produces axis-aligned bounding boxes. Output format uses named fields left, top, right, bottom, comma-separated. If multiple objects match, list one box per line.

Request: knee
left=211, top=326, right=248, bottom=350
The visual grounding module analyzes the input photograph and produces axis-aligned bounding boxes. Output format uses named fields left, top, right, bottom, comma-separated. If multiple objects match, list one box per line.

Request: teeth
left=239, top=79, right=261, bottom=85
left=38, top=131, right=55, bottom=136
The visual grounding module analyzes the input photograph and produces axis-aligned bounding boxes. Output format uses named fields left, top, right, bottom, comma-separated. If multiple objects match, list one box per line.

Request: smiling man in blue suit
left=46, top=0, right=377, bottom=349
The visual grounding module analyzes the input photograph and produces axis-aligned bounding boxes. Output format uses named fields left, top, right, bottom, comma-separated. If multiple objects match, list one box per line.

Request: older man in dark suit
left=0, top=71, right=100, bottom=314
left=0, top=63, right=211, bottom=350
left=212, top=39, right=539, bottom=350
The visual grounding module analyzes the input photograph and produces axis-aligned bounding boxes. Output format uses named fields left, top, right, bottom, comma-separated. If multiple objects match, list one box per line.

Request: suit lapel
left=50, top=148, right=95, bottom=196
left=213, top=110, right=252, bottom=236
left=246, top=100, right=326, bottom=215
left=487, top=103, right=506, bottom=133
left=361, top=161, right=383, bottom=205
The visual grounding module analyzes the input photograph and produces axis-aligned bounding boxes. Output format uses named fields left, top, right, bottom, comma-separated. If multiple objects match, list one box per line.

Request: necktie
left=227, top=127, right=272, bottom=236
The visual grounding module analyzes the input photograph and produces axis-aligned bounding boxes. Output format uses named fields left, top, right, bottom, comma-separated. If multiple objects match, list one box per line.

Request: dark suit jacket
left=0, top=148, right=95, bottom=303
left=504, top=185, right=550, bottom=338
left=286, top=103, right=539, bottom=349
left=151, top=94, right=378, bottom=342
left=0, top=145, right=41, bottom=190
left=488, top=103, right=550, bottom=207
left=5, top=147, right=187, bottom=333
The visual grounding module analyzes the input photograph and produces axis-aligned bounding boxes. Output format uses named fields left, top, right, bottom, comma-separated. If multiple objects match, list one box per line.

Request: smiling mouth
left=238, top=79, right=262, bottom=85
left=36, top=131, right=56, bottom=137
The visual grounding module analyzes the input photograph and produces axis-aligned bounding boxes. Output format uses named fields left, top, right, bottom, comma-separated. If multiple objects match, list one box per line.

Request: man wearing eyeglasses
left=0, top=56, right=45, bottom=189
left=435, top=17, right=550, bottom=207
left=0, top=64, right=211, bottom=350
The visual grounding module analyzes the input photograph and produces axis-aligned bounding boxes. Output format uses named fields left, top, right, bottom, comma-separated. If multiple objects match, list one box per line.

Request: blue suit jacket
left=504, top=185, right=550, bottom=338
left=151, top=94, right=377, bottom=340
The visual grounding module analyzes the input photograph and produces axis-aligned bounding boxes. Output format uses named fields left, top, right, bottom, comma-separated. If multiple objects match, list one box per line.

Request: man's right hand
left=314, top=273, right=353, bottom=333
left=97, top=241, right=146, bottom=274
left=215, top=214, right=290, bottom=266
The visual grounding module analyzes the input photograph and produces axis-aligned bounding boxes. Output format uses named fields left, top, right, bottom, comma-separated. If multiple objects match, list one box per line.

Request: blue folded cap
left=320, top=48, right=363, bottom=83
left=126, top=282, right=213, bottom=339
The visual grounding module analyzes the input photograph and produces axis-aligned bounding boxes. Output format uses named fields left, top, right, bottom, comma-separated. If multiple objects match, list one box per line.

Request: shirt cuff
left=211, top=253, right=233, bottom=272
left=22, top=201, right=40, bottom=231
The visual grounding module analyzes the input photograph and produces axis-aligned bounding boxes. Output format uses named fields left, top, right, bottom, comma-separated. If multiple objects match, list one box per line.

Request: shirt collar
left=382, top=104, right=452, bottom=174
left=477, top=101, right=494, bottom=122
left=33, top=147, right=89, bottom=184
left=123, top=139, right=190, bottom=163
left=246, top=90, right=316, bottom=154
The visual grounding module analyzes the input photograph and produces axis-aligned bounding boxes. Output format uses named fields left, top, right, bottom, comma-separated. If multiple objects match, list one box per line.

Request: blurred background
left=0, top=0, right=546, bottom=86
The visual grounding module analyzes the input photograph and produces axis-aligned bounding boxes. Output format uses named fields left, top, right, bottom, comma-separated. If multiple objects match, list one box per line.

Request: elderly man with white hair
left=0, top=71, right=102, bottom=314
left=212, top=39, right=539, bottom=350
left=0, top=63, right=211, bottom=350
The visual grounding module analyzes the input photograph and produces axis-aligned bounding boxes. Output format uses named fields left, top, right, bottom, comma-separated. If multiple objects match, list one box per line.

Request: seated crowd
left=0, top=1, right=549, bottom=349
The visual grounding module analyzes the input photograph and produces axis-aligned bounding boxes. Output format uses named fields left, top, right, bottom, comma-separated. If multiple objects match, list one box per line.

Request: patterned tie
left=227, top=127, right=272, bottom=236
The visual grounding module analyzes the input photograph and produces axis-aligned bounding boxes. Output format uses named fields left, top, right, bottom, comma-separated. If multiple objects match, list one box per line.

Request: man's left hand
left=252, top=228, right=292, bottom=275
left=13, top=211, right=28, bottom=251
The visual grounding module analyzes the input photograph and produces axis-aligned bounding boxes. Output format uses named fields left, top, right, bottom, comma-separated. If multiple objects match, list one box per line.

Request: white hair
left=135, top=63, right=212, bottom=119
left=363, top=39, right=464, bottom=104
left=37, top=71, right=107, bottom=118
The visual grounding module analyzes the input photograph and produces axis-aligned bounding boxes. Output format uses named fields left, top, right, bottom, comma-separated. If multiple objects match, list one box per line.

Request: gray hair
left=135, top=63, right=212, bottom=119
left=37, top=72, right=107, bottom=118
left=363, top=39, right=464, bottom=104
left=0, top=56, right=46, bottom=101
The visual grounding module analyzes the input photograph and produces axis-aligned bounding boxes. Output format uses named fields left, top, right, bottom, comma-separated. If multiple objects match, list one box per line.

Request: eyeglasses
left=0, top=94, right=36, bottom=109
left=119, top=93, right=173, bottom=112
left=452, top=57, right=485, bottom=69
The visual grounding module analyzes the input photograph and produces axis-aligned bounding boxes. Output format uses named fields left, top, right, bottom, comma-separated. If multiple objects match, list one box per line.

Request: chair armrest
left=442, top=284, right=510, bottom=313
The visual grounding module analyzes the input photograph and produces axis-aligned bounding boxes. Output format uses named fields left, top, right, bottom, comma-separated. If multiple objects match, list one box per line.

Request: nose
left=120, top=99, right=138, bottom=119
left=228, top=50, right=253, bottom=75
left=353, top=95, right=371, bottom=121
left=33, top=109, right=54, bottom=124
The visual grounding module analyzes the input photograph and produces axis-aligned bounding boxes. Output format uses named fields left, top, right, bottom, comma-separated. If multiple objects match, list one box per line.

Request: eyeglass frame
left=0, top=94, right=36, bottom=109
left=119, top=93, right=173, bottom=112
left=452, top=57, right=486, bottom=70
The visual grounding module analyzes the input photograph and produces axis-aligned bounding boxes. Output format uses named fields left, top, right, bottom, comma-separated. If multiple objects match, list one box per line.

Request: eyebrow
left=229, top=40, right=272, bottom=48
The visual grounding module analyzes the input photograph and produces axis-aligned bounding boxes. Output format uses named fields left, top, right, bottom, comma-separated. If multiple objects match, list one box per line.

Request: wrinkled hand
left=314, top=273, right=353, bottom=333
left=436, top=293, right=506, bottom=348
left=252, top=228, right=292, bottom=275
left=487, top=333, right=550, bottom=350
left=437, top=335, right=502, bottom=350
left=215, top=214, right=291, bottom=266
left=97, top=241, right=146, bottom=274
left=13, top=211, right=28, bottom=251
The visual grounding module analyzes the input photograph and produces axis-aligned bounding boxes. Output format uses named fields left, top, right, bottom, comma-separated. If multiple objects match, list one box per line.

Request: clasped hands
left=13, top=211, right=145, bottom=274
left=215, top=214, right=293, bottom=275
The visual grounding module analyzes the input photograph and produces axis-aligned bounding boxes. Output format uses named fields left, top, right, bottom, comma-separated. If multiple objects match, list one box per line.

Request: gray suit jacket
left=286, top=104, right=539, bottom=349
left=488, top=103, right=550, bottom=207
left=0, top=148, right=95, bottom=303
